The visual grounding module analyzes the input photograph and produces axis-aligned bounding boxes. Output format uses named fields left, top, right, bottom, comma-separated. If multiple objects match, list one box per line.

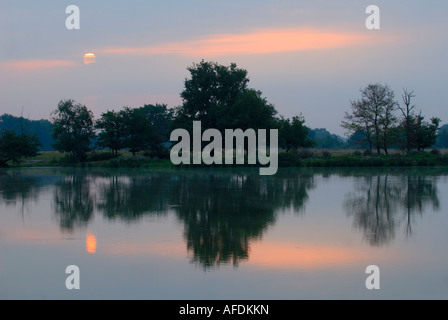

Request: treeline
left=0, top=114, right=53, bottom=150
left=0, top=113, right=353, bottom=152
left=48, top=60, right=316, bottom=163
left=1, top=61, right=446, bottom=166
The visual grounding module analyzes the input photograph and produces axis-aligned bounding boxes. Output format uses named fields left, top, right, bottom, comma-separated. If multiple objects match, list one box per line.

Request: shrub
left=87, top=151, right=117, bottom=162
left=297, top=149, right=314, bottom=159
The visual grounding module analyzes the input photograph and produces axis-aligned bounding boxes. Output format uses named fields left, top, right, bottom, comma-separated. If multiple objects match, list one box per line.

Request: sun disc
left=83, top=53, right=96, bottom=64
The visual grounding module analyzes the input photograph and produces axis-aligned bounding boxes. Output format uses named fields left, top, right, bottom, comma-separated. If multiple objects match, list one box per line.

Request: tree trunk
left=383, top=135, right=388, bottom=155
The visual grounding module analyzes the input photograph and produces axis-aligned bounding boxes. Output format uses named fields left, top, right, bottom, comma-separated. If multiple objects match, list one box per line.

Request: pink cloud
left=2, top=59, right=77, bottom=71
left=101, top=28, right=375, bottom=57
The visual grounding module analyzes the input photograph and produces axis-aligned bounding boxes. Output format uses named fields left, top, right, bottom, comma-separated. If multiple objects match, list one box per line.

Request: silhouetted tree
left=397, top=88, right=416, bottom=153
left=139, top=104, right=174, bottom=157
left=177, top=60, right=250, bottom=130
left=0, top=130, right=41, bottom=166
left=411, top=114, right=440, bottom=151
left=51, top=99, right=95, bottom=162
left=96, top=110, right=125, bottom=156
left=278, top=115, right=315, bottom=152
left=121, top=106, right=157, bottom=155
left=342, top=83, right=397, bottom=154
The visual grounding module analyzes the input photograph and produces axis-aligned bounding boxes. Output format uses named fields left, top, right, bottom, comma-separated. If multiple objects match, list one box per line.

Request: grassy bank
left=20, top=150, right=173, bottom=168
left=278, top=149, right=448, bottom=167
left=15, top=149, right=448, bottom=169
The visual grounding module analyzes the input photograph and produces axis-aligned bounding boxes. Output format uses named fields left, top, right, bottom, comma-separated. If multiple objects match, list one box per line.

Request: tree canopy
left=51, top=99, right=95, bottom=162
left=0, top=114, right=53, bottom=151
left=95, top=104, right=173, bottom=158
left=0, top=130, right=41, bottom=167
left=175, top=60, right=278, bottom=133
left=178, top=60, right=250, bottom=129
left=341, top=83, right=397, bottom=154
left=278, top=115, right=314, bottom=152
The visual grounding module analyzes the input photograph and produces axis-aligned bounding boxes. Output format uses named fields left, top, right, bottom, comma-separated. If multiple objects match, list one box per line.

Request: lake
left=0, top=167, right=447, bottom=299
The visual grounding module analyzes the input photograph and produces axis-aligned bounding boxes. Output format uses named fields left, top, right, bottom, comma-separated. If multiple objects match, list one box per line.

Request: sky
left=0, top=0, right=447, bottom=136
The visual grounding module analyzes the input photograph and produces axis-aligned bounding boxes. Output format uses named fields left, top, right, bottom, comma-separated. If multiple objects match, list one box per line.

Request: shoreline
left=10, top=149, right=448, bottom=169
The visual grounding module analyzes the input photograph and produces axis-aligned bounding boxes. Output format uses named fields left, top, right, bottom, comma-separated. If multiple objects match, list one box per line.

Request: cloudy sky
left=1, top=0, right=447, bottom=136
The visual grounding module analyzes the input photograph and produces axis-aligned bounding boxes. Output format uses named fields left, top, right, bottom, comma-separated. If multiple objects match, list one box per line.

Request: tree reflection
left=400, top=175, right=440, bottom=236
left=0, top=171, right=42, bottom=204
left=344, top=173, right=440, bottom=245
left=171, top=170, right=315, bottom=269
left=4, top=167, right=443, bottom=269
left=53, top=172, right=94, bottom=232
left=96, top=173, right=171, bottom=222
left=0, top=170, right=50, bottom=219
left=95, top=168, right=315, bottom=270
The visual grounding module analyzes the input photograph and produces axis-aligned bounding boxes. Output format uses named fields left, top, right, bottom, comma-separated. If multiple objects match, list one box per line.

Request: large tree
left=217, top=89, right=277, bottom=131
left=51, top=99, right=95, bottom=162
left=342, top=83, right=397, bottom=154
left=176, top=60, right=251, bottom=130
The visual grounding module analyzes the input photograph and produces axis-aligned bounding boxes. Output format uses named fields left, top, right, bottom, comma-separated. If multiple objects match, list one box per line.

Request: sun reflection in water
left=86, top=233, right=97, bottom=254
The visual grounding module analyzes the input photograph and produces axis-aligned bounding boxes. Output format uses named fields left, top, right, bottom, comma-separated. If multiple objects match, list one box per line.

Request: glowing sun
left=83, top=53, right=96, bottom=64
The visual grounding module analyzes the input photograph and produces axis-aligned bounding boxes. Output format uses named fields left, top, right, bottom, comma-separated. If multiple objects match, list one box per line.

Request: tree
left=121, top=106, right=157, bottom=156
left=411, top=114, right=440, bottom=151
left=139, top=104, right=174, bottom=157
left=342, top=100, right=374, bottom=152
left=278, top=115, right=314, bottom=152
left=176, top=60, right=250, bottom=130
left=51, top=99, right=95, bottom=162
left=397, top=88, right=416, bottom=153
left=217, top=89, right=278, bottom=131
left=96, top=110, right=125, bottom=156
left=379, top=97, right=398, bottom=155
left=396, top=89, right=441, bottom=152
left=0, top=130, right=41, bottom=167
left=342, top=83, right=397, bottom=154
left=0, top=114, right=54, bottom=151
left=174, top=60, right=280, bottom=155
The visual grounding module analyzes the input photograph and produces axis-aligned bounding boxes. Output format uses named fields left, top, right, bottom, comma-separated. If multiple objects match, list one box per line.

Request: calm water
left=0, top=166, right=447, bottom=299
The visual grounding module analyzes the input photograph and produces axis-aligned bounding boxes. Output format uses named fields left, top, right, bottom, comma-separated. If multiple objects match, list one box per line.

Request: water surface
left=0, top=167, right=447, bottom=299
